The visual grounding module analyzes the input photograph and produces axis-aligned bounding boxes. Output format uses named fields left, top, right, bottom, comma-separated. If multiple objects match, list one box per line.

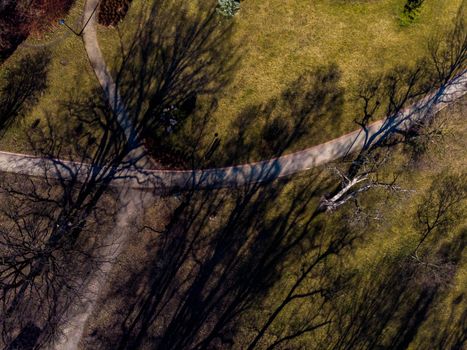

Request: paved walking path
left=53, top=187, right=154, bottom=350
left=52, top=6, right=152, bottom=349
left=81, top=0, right=137, bottom=143
left=0, top=70, right=465, bottom=190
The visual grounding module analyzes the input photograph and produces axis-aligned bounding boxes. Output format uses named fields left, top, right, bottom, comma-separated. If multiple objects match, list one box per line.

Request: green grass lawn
left=217, top=0, right=462, bottom=143
left=0, top=0, right=97, bottom=154
left=97, top=0, right=463, bottom=162
left=0, top=0, right=463, bottom=161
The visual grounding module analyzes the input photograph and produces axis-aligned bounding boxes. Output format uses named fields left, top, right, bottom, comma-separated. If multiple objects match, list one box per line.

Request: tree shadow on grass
left=212, top=63, right=345, bottom=167
left=80, top=163, right=363, bottom=350
left=108, top=0, right=239, bottom=169
left=327, top=224, right=466, bottom=350
left=0, top=49, right=50, bottom=135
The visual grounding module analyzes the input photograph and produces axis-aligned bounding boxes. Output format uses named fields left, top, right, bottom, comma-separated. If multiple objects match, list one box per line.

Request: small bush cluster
left=217, top=0, right=240, bottom=18
left=400, top=0, right=425, bottom=25
left=98, top=0, right=133, bottom=26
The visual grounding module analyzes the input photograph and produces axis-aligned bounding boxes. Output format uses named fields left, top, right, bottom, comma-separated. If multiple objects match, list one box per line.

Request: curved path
left=82, top=0, right=467, bottom=188
left=1, top=2, right=465, bottom=349
left=1, top=72, right=466, bottom=190
left=0, top=0, right=466, bottom=190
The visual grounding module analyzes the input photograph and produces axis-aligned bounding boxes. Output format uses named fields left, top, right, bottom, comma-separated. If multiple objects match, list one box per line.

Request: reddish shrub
left=27, top=0, right=76, bottom=36
left=98, top=0, right=133, bottom=27
left=0, top=0, right=75, bottom=63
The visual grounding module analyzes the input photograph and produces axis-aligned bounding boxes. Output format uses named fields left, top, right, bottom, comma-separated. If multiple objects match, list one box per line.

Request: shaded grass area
left=0, top=169, right=121, bottom=348
left=0, top=0, right=98, bottom=154
left=263, top=96, right=467, bottom=349
left=95, top=0, right=463, bottom=166
left=0, top=0, right=463, bottom=164
left=80, top=96, right=466, bottom=349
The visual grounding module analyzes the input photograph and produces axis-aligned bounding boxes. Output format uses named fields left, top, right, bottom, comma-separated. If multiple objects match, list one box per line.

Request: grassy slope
left=0, top=0, right=97, bottom=153
left=0, top=0, right=463, bottom=158
left=96, top=0, right=463, bottom=158
left=263, top=95, right=467, bottom=348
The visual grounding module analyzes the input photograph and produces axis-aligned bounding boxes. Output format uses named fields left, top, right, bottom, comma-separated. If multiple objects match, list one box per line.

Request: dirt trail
left=53, top=188, right=155, bottom=350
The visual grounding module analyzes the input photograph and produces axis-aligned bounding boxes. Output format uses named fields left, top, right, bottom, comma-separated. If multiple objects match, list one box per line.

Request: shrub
left=400, top=0, right=425, bottom=25
left=217, top=0, right=240, bottom=18
left=98, top=0, right=133, bottom=26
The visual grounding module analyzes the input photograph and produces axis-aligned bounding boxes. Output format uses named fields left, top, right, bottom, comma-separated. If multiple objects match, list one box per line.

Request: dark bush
left=98, top=0, right=133, bottom=27
left=401, top=0, right=425, bottom=24
left=0, top=0, right=75, bottom=63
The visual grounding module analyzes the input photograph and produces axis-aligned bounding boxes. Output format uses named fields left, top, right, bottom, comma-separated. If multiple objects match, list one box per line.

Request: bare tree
left=0, top=101, right=128, bottom=347
left=75, top=9, right=467, bottom=348
left=0, top=0, right=239, bottom=347
left=319, top=7, right=467, bottom=213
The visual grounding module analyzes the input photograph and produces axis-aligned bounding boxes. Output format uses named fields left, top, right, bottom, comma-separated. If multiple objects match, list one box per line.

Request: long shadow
left=107, top=0, right=238, bottom=169
left=327, top=222, right=466, bottom=350
left=0, top=0, right=238, bottom=348
left=73, top=58, right=350, bottom=350
left=80, top=161, right=360, bottom=350
left=214, top=64, right=344, bottom=167
left=1, top=2, right=464, bottom=349
left=75, top=23, right=466, bottom=347
left=0, top=50, right=50, bottom=134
